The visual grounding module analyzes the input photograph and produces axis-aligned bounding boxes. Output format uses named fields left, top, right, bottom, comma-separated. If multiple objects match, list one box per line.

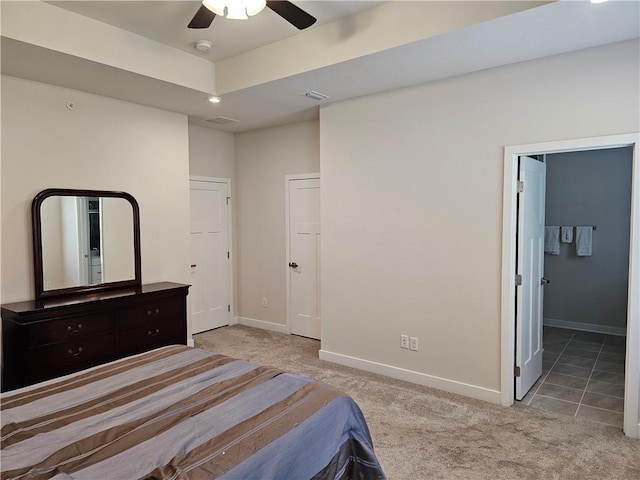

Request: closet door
left=287, top=177, right=321, bottom=340
left=190, top=179, right=230, bottom=334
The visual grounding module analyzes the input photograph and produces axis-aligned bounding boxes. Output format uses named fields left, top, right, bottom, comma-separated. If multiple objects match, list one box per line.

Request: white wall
left=60, top=197, right=81, bottom=287
left=101, top=197, right=136, bottom=283
left=188, top=124, right=237, bottom=313
left=235, top=121, right=319, bottom=329
left=319, top=40, right=639, bottom=400
left=40, top=196, right=64, bottom=289
left=1, top=1, right=215, bottom=94
left=1, top=76, right=191, bottom=325
left=189, top=125, right=235, bottom=180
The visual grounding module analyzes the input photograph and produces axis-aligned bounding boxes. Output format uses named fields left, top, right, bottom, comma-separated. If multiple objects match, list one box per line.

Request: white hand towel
left=561, top=226, right=573, bottom=243
left=575, top=226, right=593, bottom=256
left=544, top=226, right=560, bottom=255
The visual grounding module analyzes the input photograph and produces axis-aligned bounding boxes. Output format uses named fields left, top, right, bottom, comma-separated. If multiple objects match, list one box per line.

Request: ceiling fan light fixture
left=245, top=0, right=267, bottom=16
left=202, top=0, right=266, bottom=20
left=226, top=3, right=248, bottom=20
left=202, top=0, right=226, bottom=16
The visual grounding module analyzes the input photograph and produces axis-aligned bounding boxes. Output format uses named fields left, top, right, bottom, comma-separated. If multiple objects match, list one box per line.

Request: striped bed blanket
left=1, top=345, right=385, bottom=480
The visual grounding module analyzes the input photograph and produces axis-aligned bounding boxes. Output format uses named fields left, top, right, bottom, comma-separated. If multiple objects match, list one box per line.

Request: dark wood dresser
left=1, top=282, right=189, bottom=392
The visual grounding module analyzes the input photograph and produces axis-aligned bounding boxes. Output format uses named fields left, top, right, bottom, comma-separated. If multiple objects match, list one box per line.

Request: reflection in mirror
left=33, top=189, right=141, bottom=300
left=40, top=196, right=135, bottom=290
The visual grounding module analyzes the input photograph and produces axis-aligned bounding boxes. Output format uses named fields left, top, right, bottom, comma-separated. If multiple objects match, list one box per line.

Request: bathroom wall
left=544, top=147, right=633, bottom=334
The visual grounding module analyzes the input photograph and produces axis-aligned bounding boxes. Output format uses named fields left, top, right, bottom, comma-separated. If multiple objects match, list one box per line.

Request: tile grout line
left=575, top=336, right=606, bottom=417
left=527, top=330, right=575, bottom=406
left=543, top=380, right=624, bottom=399
left=530, top=330, right=623, bottom=424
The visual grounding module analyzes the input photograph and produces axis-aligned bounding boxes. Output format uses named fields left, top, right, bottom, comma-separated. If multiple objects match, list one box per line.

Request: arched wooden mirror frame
left=32, top=188, right=141, bottom=300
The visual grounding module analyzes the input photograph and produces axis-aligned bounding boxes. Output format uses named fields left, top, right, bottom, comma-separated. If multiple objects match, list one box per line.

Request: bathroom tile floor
left=520, top=327, right=626, bottom=429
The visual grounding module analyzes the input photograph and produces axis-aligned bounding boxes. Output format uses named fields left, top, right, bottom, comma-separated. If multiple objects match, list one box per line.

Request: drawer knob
left=147, top=309, right=160, bottom=317
left=67, top=347, right=83, bottom=357
left=67, top=324, right=83, bottom=333
left=147, top=328, right=160, bottom=337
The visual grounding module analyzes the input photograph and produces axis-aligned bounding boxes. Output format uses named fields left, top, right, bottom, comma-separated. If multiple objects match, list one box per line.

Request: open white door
left=190, top=179, right=230, bottom=334
left=287, top=177, right=321, bottom=340
left=515, top=156, right=546, bottom=400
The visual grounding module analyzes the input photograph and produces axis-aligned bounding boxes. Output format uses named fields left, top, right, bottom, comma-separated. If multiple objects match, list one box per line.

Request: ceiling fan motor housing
left=189, top=1, right=317, bottom=30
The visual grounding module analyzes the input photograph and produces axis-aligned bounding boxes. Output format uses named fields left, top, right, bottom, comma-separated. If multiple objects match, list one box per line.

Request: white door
left=515, top=156, right=546, bottom=400
left=190, top=180, right=230, bottom=334
left=288, top=177, right=321, bottom=339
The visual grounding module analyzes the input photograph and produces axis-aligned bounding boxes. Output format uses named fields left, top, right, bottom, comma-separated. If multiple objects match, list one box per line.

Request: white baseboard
left=544, top=318, right=626, bottom=337
left=237, top=316, right=289, bottom=334
left=230, top=316, right=239, bottom=326
left=187, top=338, right=195, bottom=348
left=318, top=349, right=501, bottom=404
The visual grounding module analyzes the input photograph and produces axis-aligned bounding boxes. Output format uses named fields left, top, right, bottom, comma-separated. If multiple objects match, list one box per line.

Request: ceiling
left=48, top=1, right=385, bottom=62
left=3, top=1, right=639, bottom=133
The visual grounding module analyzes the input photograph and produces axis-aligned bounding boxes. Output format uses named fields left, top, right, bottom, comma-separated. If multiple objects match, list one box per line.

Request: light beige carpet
left=194, top=325, right=639, bottom=480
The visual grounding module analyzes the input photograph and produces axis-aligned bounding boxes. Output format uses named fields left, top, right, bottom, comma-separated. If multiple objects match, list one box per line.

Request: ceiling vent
left=202, top=116, right=240, bottom=125
left=303, top=91, right=329, bottom=101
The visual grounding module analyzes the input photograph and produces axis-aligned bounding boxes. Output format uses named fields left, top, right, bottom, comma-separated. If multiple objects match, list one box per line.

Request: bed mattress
left=1, top=345, right=385, bottom=479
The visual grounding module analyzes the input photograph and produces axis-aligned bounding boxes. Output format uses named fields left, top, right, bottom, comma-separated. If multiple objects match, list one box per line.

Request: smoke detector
left=194, top=40, right=212, bottom=53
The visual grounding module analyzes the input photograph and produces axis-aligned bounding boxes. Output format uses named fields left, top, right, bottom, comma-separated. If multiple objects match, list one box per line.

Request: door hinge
left=515, top=366, right=521, bottom=377
left=227, top=251, right=230, bottom=259
left=228, top=305, right=230, bottom=312
left=226, top=196, right=231, bottom=205
left=515, top=274, right=522, bottom=286
left=517, top=181, right=524, bottom=193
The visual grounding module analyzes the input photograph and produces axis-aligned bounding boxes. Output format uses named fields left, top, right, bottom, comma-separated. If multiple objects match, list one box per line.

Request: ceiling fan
left=188, top=0, right=317, bottom=30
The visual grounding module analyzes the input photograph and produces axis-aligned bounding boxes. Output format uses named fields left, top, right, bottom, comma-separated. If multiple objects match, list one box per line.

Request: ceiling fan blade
left=267, top=1, right=316, bottom=30
left=188, top=4, right=216, bottom=29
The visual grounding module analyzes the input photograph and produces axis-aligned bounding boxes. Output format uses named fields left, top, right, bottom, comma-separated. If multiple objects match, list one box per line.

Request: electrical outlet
left=400, top=334, right=409, bottom=349
left=262, top=297, right=268, bottom=308
left=409, top=336, right=418, bottom=351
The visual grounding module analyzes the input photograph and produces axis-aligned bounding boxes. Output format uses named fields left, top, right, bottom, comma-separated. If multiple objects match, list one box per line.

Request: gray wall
left=544, top=147, right=633, bottom=332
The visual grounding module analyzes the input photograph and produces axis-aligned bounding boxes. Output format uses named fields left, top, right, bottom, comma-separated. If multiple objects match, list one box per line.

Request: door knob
left=289, top=262, right=298, bottom=268
left=541, top=277, right=550, bottom=285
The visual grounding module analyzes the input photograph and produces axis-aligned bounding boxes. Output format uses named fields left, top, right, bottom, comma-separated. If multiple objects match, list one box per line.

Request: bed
left=1, top=345, right=386, bottom=479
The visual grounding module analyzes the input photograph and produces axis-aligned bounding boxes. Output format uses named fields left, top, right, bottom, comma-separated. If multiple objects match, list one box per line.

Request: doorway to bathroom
left=500, top=133, right=640, bottom=438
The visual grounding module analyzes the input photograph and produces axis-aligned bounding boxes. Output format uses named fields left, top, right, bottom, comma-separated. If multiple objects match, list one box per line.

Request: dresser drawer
left=119, top=298, right=184, bottom=328
left=2, top=282, right=189, bottom=392
left=119, top=318, right=186, bottom=356
left=29, top=332, right=116, bottom=376
left=29, top=312, right=114, bottom=346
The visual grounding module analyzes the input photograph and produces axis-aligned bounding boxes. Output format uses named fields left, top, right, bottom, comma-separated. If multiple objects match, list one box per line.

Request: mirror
left=33, top=189, right=141, bottom=299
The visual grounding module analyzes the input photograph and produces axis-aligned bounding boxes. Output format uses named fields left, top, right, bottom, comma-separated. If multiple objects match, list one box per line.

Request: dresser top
left=1, top=282, right=189, bottom=315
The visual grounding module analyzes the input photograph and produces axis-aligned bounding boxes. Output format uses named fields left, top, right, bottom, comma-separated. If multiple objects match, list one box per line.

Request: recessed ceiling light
left=590, top=0, right=607, bottom=3
left=207, top=96, right=221, bottom=103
